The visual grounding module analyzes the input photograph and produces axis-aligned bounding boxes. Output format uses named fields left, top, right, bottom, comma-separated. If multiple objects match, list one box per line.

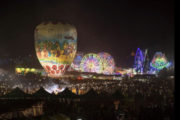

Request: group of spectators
left=0, top=74, right=174, bottom=120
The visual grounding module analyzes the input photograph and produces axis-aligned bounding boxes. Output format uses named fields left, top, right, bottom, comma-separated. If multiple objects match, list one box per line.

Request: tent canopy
left=57, top=88, right=78, bottom=98
left=0, top=87, right=31, bottom=99
left=32, top=87, right=53, bottom=98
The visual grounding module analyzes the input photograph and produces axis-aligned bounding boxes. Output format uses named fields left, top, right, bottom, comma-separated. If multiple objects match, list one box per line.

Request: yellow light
left=16, top=68, right=20, bottom=71
left=31, top=68, right=36, bottom=72
left=21, top=68, right=25, bottom=71
left=72, top=88, right=76, bottom=94
left=24, top=68, right=30, bottom=73
left=15, top=68, right=21, bottom=73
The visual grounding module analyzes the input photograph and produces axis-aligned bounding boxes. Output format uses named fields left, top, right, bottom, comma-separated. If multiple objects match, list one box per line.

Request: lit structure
left=98, top=52, right=115, bottom=75
left=143, top=49, right=150, bottom=73
left=134, top=48, right=144, bottom=74
left=80, top=53, right=103, bottom=73
left=71, top=52, right=84, bottom=71
left=114, top=67, right=134, bottom=76
left=150, top=52, right=171, bottom=73
left=15, top=67, right=46, bottom=76
left=44, top=85, right=65, bottom=94
left=71, top=88, right=87, bottom=95
left=35, top=21, right=77, bottom=78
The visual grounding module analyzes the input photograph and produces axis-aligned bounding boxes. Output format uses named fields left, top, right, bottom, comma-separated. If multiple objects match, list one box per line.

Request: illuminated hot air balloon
left=150, top=52, right=171, bottom=73
left=35, top=21, right=77, bottom=78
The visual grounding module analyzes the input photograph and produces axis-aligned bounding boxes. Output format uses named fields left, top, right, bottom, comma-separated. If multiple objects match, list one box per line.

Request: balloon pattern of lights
left=34, top=21, right=77, bottom=78
left=98, top=52, right=115, bottom=75
left=150, top=52, right=171, bottom=72
left=80, top=53, right=103, bottom=73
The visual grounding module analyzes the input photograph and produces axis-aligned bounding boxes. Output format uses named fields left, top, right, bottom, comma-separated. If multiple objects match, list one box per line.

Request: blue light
left=134, top=48, right=144, bottom=74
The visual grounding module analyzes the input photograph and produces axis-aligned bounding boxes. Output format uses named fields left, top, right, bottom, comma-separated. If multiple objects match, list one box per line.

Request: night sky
left=0, top=0, right=174, bottom=68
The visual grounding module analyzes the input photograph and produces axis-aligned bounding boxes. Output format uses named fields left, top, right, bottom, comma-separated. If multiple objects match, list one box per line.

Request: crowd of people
left=0, top=72, right=174, bottom=119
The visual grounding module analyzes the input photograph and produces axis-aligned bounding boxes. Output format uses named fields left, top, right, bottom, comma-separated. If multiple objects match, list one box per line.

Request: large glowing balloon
left=35, top=21, right=77, bottom=78
left=150, top=52, right=171, bottom=72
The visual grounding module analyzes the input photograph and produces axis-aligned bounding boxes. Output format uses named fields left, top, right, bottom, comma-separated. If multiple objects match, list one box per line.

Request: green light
left=151, top=58, right=170, bottom=70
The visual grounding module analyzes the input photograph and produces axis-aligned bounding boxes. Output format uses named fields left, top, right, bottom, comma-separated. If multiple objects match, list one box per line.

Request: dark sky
left=0, top=0, right=174, bottom=67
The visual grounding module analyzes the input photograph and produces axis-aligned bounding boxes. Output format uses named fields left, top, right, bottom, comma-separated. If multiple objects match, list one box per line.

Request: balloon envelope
left=35, top=21, right=77, bottom=78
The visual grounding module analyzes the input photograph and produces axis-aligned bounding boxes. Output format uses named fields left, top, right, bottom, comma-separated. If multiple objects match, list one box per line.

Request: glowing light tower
left=134, top=48, right=144, bottom=74
left=143, top=49, right=150, bottom=73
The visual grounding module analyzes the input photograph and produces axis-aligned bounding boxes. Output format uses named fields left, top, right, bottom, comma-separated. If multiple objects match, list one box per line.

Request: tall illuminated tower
left=143, top=49, right=150, bottom=73
left=134, top=48, right=144, bottom=74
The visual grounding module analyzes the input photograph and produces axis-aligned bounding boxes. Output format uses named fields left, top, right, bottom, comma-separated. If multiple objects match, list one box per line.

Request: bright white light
left=44, top=84, right=65, bottom=94
left=77, top=119, right=82, bottom=120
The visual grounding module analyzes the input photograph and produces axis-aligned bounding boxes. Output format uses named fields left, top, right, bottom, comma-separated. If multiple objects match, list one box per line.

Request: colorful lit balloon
left=35, top=21, right=77, bottom=78
left=150, top=52, right=171, bottom=71
left=98, top=52, right=115, bottom=75
left=80, top=53, right=103, bottom=73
